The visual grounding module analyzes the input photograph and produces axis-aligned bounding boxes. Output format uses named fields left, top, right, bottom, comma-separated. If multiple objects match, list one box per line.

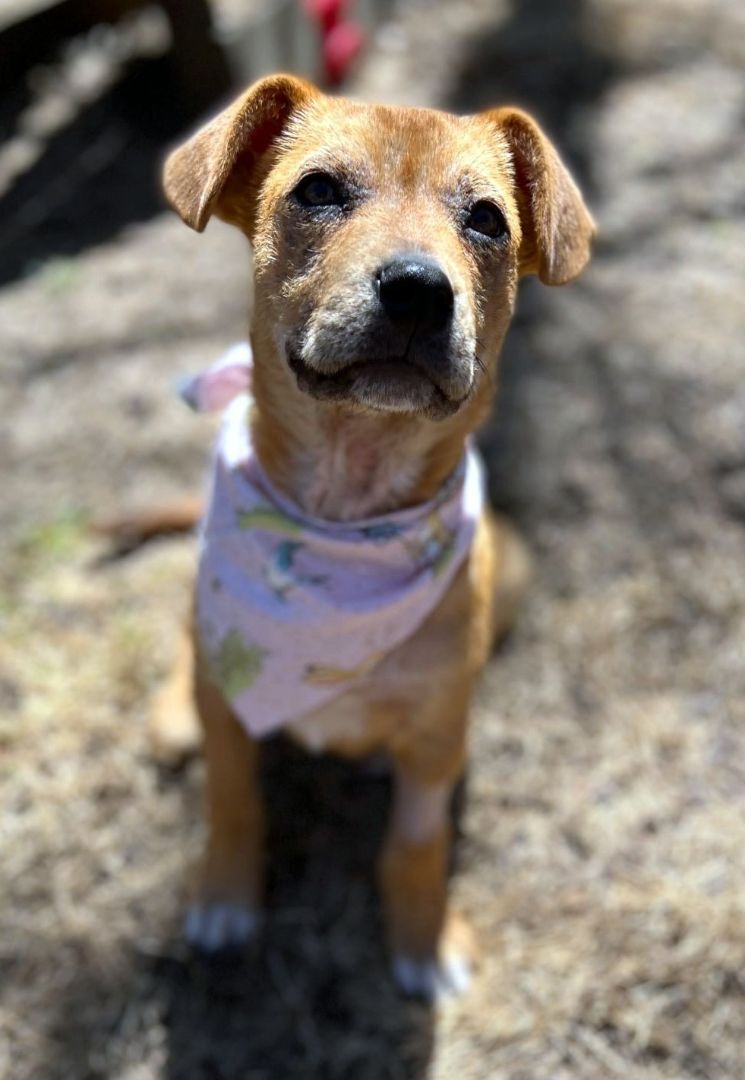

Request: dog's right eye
left=294, top=173, right=344, bottom=209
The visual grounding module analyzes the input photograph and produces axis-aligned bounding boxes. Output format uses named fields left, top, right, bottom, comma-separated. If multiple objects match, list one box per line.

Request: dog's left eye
left=466, top=201, right=508, bottom=240
left=295, top=173, right=344, bottom=208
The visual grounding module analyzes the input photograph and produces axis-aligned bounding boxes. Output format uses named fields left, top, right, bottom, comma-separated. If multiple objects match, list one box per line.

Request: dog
left=154, top=73, right=593, bottom=1000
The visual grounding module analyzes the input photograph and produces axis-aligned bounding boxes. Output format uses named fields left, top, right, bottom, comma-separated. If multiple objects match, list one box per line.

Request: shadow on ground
left=161, top=742, right=435, bottom=1080
left=36, top=743, right=435, bottom=1080
left=0, top=16, right=228, bottom=288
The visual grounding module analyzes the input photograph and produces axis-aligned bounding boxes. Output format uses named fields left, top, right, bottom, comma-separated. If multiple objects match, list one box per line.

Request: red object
left=323, top=22, right=365, bottom=85
left=303, top=0, right=365, bottom=86
left=303, top=0, right=347, bottom=33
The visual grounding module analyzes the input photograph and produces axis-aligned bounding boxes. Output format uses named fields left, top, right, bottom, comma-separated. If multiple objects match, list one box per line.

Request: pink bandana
left=183, top=344, right=485, bottom=739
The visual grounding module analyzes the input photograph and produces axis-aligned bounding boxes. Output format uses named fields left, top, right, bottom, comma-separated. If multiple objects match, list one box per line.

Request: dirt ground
left=2, top=0, right=745, bottom=1077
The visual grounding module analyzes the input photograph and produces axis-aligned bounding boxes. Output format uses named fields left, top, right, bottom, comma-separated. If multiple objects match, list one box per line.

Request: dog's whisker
left=473, top=353, right=493, bottom=384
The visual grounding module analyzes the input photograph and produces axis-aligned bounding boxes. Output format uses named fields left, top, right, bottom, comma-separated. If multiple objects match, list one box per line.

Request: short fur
left=156, top=75, right=593, bottom=998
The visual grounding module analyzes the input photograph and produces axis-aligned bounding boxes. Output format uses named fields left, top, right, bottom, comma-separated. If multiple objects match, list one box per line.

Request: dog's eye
left=466, top=201, right=508, bottom=240
left=295, top=172, right=344, bottom=209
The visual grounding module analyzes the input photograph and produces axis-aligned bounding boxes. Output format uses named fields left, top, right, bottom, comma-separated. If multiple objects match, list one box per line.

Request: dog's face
left=164, top=77, right=593, bottom=423
left=250, top=100, right=521, bottom=422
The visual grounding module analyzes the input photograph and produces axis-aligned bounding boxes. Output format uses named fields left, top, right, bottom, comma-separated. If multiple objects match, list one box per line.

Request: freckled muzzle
left=287, top=254, right=475, bottom=420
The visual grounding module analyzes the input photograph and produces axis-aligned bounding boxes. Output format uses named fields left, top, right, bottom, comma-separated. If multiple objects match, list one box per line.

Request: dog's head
left=164, top=76, right=593, bottom=422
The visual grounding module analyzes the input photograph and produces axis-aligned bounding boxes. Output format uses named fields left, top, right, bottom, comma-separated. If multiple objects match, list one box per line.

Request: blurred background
left=2, top=1, right=745, bottom=1077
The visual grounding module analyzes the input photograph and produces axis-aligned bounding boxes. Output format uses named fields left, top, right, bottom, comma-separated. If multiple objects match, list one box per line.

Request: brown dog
left=157, top=74, right=593, bottom=999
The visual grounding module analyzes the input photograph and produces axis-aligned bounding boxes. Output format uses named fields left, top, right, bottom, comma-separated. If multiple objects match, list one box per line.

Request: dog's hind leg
left=460, top=509, right=531, bottom=684
left=149, top=626, right=202, bottom=766
left=486, top=511, right=532, bottom=646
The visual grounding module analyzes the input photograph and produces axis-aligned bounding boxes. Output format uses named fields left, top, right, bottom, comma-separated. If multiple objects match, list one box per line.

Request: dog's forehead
left=277, top=98, right=513, bottom=192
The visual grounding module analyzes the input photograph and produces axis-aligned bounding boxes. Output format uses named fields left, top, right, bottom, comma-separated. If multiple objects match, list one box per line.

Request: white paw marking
left=392, top=950, right=472, bottom=1001
left=184, top=902, right=258, bottom=952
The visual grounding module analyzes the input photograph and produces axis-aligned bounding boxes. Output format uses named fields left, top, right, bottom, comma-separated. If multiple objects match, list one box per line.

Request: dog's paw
left=391, top=910, right=476, bottom=1001
left=184, top=902, right=258, bottom=952
left=392, top=950, right=471, bottom=1001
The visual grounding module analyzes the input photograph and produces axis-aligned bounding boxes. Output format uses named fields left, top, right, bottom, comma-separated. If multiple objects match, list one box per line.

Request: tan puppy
left=158, top=74, right=593, bottom=999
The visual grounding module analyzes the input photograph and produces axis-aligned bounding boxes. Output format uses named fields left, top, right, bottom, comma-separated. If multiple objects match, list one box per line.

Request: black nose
left=376, top=257, right=454, bottom=330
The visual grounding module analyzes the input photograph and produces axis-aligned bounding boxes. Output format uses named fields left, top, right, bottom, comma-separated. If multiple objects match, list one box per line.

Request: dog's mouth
left=287, top=352, right=465, bottom=420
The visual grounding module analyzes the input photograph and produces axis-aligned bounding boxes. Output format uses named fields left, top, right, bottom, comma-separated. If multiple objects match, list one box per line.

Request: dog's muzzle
left=288, top=255, right=473, bottom=420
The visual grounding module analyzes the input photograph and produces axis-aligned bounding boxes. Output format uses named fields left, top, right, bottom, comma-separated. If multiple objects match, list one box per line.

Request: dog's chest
left=283, top=662, right=420, bottom=757
left=283, top=558, right=474, bottom=757
left=285, top=688, right=381, bottom=754
left=303, top=422, right=425, bottom=520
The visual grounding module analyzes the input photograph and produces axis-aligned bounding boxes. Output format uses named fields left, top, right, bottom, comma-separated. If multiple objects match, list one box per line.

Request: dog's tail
left=92, top=496, right=203, bottom=551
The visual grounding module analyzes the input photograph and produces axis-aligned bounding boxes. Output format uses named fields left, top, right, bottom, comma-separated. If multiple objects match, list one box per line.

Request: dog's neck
left=249, top=334, right=482, bottom=521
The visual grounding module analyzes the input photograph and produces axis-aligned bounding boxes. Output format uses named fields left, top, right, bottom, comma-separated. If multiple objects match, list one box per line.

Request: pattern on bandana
left=195, top=394, right=485, bottom=739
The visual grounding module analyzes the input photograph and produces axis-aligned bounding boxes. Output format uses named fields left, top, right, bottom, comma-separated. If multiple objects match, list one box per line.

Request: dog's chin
left=287, top=353, right=464, bottom=421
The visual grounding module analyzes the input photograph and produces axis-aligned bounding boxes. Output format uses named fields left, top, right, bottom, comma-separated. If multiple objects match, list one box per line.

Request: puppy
left=158, top=74, right=593, bottom=999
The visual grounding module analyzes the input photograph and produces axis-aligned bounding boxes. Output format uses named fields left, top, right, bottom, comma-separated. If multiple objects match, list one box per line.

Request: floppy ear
left=163, top=74, right=319, bottom=233
left=488, top=107, right=595, bottom=285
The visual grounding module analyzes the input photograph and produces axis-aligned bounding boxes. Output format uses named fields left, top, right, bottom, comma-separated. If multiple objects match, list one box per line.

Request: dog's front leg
left=380, top=729, right=474, bottom=1000
left=184, top=658, right=264, bottom=951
